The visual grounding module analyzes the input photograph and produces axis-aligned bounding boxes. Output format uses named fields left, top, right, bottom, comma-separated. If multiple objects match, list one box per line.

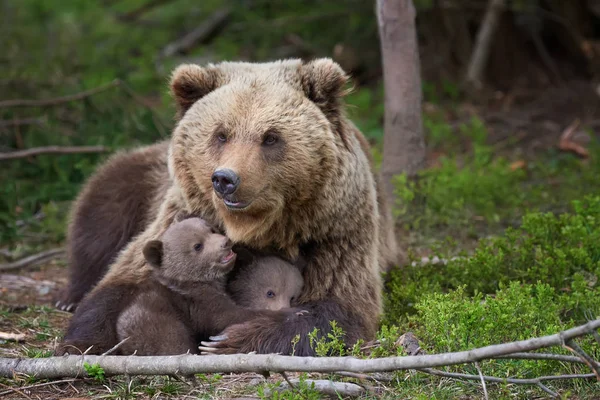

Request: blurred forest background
left=1, top=0, right=600, bottom=398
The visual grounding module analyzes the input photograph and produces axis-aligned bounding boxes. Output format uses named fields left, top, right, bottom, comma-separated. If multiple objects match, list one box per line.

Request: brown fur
left=57, top=59, right=395, bottom=356
left=56, top=141, right=171, bottom=310
left=116, top=218, right=303, bottom=355
left=227, top=255, right=304, bottom=311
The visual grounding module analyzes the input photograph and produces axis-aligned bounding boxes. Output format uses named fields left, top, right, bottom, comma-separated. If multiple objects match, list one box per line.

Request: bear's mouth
left=223, top=196, right=251, bottom=210
left=219, top=249, right=236, bottom=265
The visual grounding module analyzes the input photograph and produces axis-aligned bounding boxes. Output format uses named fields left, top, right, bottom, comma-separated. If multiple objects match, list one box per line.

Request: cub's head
left=143, top=218, right=236, bottom=284
left=168, top=59, right=350, bottom=246
left=228, top=256, right=304, bottom=311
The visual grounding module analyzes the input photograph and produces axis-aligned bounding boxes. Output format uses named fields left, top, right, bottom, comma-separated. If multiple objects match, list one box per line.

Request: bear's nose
left=211, top=168, right=240, bottom=195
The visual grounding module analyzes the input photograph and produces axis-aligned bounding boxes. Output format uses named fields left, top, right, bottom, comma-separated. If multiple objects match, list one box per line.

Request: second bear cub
left=116, top=217, right=304, bottom=355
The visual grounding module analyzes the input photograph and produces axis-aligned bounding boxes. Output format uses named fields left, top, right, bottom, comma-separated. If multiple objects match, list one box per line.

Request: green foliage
left=308, top=320, right=348, bottom=357
left=22, top=347, right=53, bottom=358
left=84, top=362, right=106, bottom=382
left=394, top=143, right=526, bottom=229
left=385, top=196, right=600, bottom=321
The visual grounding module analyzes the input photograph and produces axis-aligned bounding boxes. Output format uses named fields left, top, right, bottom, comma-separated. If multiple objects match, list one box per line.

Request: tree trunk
left=376, top=0, right=425, bottom=206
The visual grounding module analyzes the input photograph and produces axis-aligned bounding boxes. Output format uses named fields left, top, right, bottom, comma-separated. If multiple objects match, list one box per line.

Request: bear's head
left=143, top=217, right=237, bottom=285
left=168, top=59, right=350, bottom=248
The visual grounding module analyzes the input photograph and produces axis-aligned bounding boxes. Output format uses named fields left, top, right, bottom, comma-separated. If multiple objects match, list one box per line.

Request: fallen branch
left=159, top=8, right=231, bottom=59
left=0, top=118, right=46, bottom=129
left=0, top=80, right=121, bottom=108
left=116, top=0, right=174, bottom=22
left=558, top=119, right=589, bottom=158
left=0, top=248, right=65, bottom=271
left=269, top=379, right=365, bottom=398
left=465, top=0, right=506, bottom=88
left=0, top=320, right=598, bottom=379
left=0, top=379, right=79, bottom=397
left=0, top=79, right=168, bottom=134
left=0, top=146, right=107, bottom=161
left=0, top=332, right=26, bottom=342
left=418, top=368, right=595, bottom=398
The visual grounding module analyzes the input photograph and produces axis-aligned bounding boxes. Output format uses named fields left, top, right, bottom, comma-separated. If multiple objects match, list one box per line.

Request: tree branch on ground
left=376, top=0, right=426, bottom=204
left=465, top=0, right=506, bottom=89
left=0, top=80, right=121, bottom=108
left=0, top=146, right=107, bottom=161
left=0, top=117, right=46, bottom=129
left=0, top=248, right=66, bottom=271
left=0, top=79, right=168, bottom=134
left=0, top=320, right=598, bottom=380
left=116, top=0, right=174, bottom=22
left=159, top=8, right=231, bottom=59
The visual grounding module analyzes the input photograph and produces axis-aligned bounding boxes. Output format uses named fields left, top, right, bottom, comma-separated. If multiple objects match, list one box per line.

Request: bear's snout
left=211, top=168, right=240, bottom=195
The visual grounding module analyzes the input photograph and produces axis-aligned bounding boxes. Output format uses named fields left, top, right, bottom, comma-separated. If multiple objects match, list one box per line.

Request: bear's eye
left=262, top=133, right=278, bottom=146
left=217, top=133, right=227, bottom=143
left=193, top=243, right=203, bottom=252
left=266, top=290, right=275, bottom=298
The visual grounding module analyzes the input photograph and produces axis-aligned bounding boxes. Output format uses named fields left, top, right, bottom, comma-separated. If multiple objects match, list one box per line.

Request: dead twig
left=0, top=146, right=107, bottom=161
left=464, top=0, right=506, bottom=88
left=563, top=339, right=600, bottom=380
left=1, top=320, right=599, bottom=379
left=0, top=248, right=65, bottom=271
left=101, top=337, right=131, bottom=356
left=558, top=119, right=589, bottom=158
left=116, top=0, right=174, bottom=22
left=0, top=80, right=121, bottom=108
left=0, top=79, right=168, bottom=135
left=270, top=379, right=365, bottom=398
left=418, top=368, right=594, bottom=398
left=159, top=8, right=231, bottom=59
left=0, top=379, right=79, bottom=397
left=474, top=362, right=489, bottom=400
left=0, top=117, right=46, bottom=129
left=0, top=332, right=26, bottom=342
left=493, top=352, right=586, bottom=364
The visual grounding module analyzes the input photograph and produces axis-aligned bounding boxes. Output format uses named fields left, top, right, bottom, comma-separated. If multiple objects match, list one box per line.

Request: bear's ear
left=300, top=58, right=349, bottom=117
left=170, top=64, right=221, bottom=117
left=143, top=240, right=164, bottom=269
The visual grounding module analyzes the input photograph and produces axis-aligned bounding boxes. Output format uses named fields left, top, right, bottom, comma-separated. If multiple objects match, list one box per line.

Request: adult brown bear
left=57, top=59, right=398, bottom=355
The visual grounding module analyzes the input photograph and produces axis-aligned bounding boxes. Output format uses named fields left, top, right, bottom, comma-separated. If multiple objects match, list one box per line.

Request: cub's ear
left=300, top=58, right=349, bottom=114
left=143, top=240, right=164, bottom=269
left=170, top=64, right=221, bottom=117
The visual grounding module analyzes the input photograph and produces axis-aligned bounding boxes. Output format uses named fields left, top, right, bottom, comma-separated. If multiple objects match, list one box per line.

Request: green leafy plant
left=84, top=362, right=106, bottom=382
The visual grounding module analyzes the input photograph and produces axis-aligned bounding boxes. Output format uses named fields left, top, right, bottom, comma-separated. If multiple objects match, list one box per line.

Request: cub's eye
left=217, top=133, right=227, bottom=143
left=266, top=290, right=275, bottom=298
left=290, top=296, right=295, bottom=303
left=263, top=134, right=278, bottom=146
left=193, top=243, right=203, bottom=252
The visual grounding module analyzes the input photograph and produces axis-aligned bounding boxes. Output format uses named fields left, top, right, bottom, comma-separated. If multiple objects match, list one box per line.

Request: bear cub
left=116, top=217, right=304, bottom=355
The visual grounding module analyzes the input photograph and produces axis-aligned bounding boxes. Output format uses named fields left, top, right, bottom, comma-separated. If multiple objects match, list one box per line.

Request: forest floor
left=2, top=80, right=600, bottom=399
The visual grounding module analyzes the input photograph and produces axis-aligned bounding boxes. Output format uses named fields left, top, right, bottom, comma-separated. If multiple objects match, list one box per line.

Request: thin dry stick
left=0, top=146, right=107, bottom=161
left=0, top=80, right=121, bottom=108
left=563, top=339, right=600, bottom=380
left=493, top=352, right=585, bottom=364
left=418, top=368, right=596, bottom=398
left=0, top=118, right=46, bottom=129
left=465, top=0, right=506, bottom=88
left=159, top=8, right=231, bottom=58
left=474, top=362, right=488, bottom=400
left=0, top=379, right=79, bottom=397
left=0, top=248, right=65, bottom=271
left=0, top=382, right=32, bottom=400
left=2, top=320, right=599, bottom=379
left=101, top=337, right=131, bottom=356
left=0, top=79, right=168, bottom=134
